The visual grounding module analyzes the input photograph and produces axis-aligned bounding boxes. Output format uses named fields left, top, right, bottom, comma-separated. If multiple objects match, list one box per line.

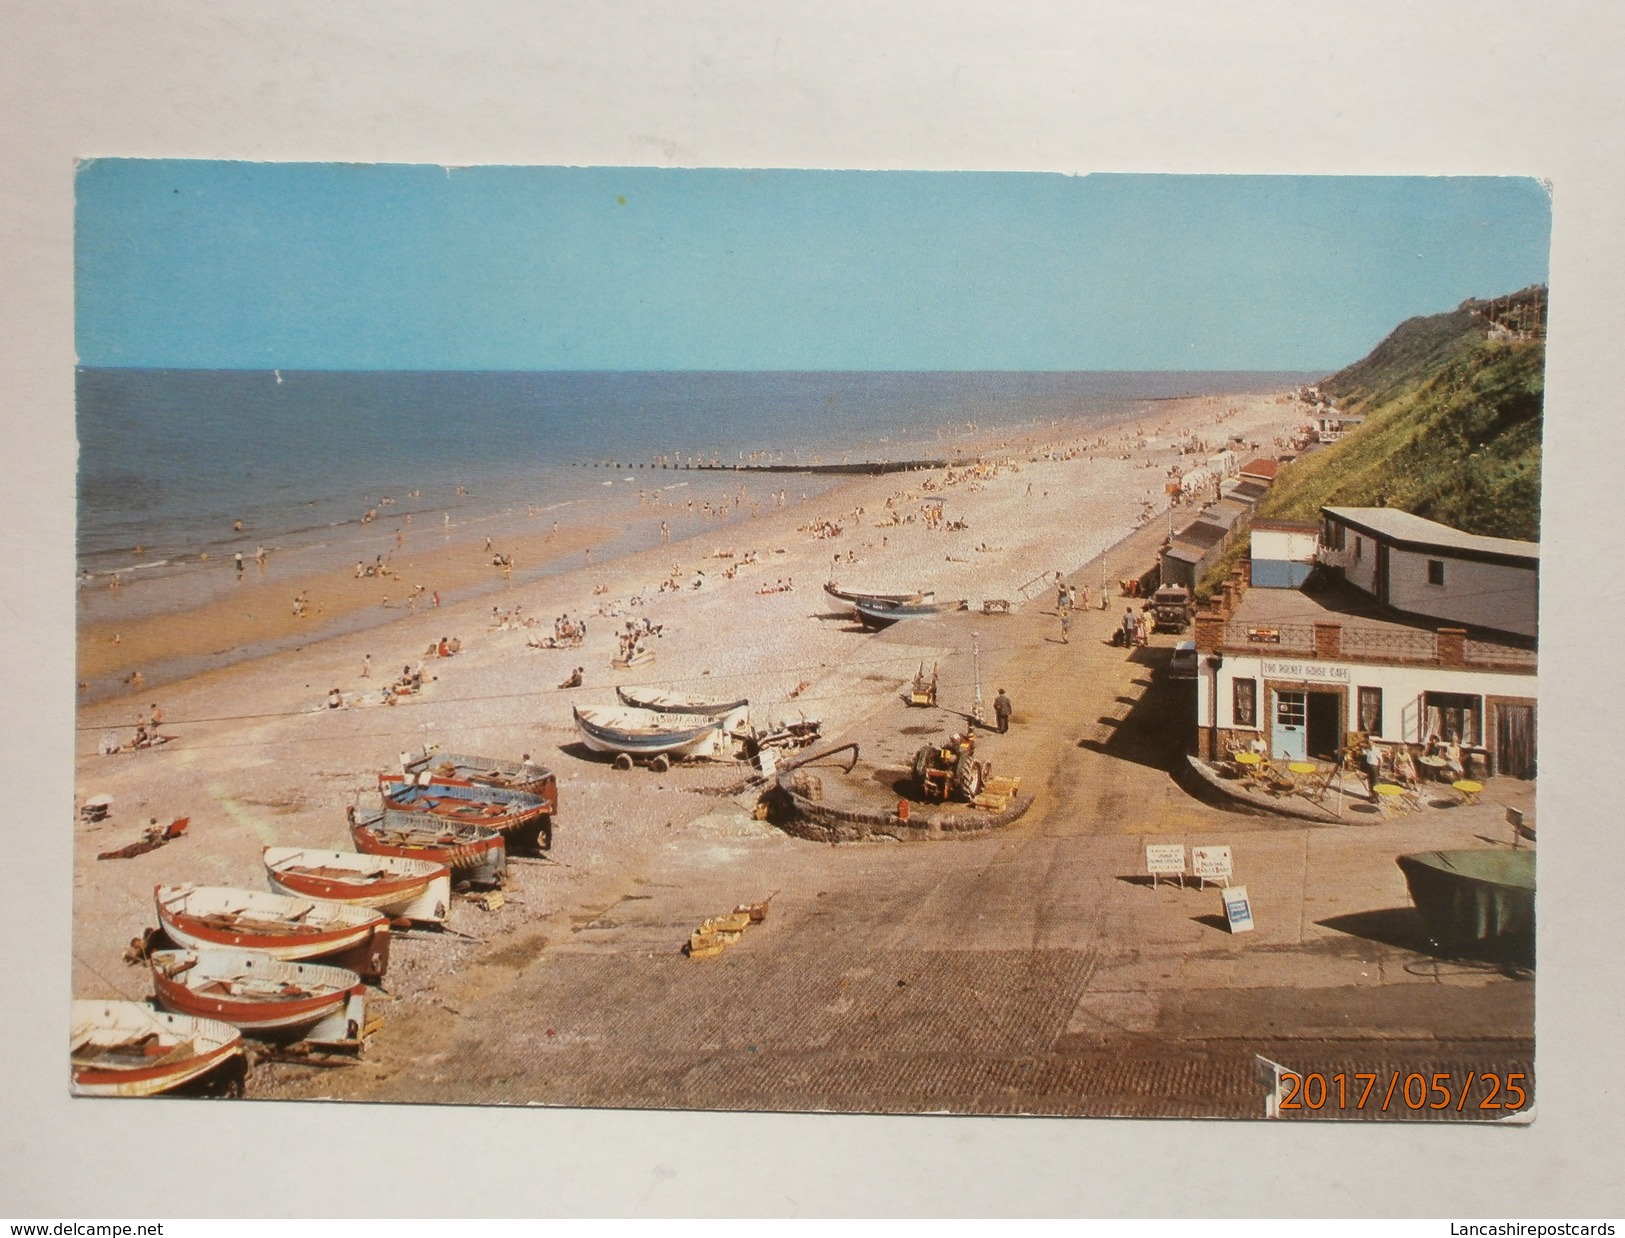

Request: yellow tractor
left=911, top=732, right=990, bottom=803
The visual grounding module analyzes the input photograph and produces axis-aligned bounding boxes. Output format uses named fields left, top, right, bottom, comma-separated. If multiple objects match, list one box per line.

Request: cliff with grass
left=1197, top=287, right=1546, bottom=597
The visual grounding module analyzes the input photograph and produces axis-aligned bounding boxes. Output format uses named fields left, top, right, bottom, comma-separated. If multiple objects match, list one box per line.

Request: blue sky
left=75, top=163, right=1550, bottom=371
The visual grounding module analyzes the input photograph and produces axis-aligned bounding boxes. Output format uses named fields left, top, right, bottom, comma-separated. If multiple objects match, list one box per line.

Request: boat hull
left=70, top=1000, right=244, bottom=1098
left=615, top=685, right=749, bottom=716
left=349, top=811, right=507, bottom=886
left=853, top=598, right=967, bottom=628
left=263, top=846, right=450, bottom=924
left=399, top=750, right=557, bottom=804
left=154, top=884, right=391, bottom=980
left=378, top=775, right=552, bottom=851
left=824, top=583, right=934, bottom=605
left=149, top=948, right=365, bottom=1042
left=572, top=706, right=724, bottom=757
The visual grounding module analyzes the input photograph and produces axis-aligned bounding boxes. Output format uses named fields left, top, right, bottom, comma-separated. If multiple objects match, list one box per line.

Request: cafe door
left=1306, top=691, right=1343, bottom=759
left=1493, top=702, right=1537, bottom=779
left=1272, top=690, right=1307, bottom=761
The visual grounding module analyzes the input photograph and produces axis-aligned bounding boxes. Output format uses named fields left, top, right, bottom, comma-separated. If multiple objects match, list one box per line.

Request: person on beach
left=1059, top=612, right=1071, bottom=643
left=559, top=666, right=584, bottom=689
left=327, top=687, right=343, bottom=709
left=361, top=653, right=372, bottom=678
left=149, top=703, right=163, bottom=729
left=255, top=545, right=266, bottom=567
left=234, top=552, right=244, bottom=577
left=994, top=689, right=1012, bottom=734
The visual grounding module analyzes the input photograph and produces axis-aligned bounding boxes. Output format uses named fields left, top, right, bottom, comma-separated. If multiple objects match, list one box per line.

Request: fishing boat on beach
left=70, top=999, right=245, bottom=1098
left=615, top=685, right=750, bottom=716
left=397, top=749, right=557, bottom=800
left=853, top=596, right=969, bottom=629
left=347, top=806, right=507, bottom=887
left=263, top=846, right=450, bottom=924
left=572, top=704, right=735, bottom=767
left=377, top=774, right=554, bottom=852
left=149, top=947, right=366, bottom=1045
left=154, top=884, right=392, bottom=980
left=824, top=582, right=936, bottom=605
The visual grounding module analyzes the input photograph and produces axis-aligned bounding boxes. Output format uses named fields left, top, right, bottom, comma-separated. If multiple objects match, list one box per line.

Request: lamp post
left=971, top=630, right=984, bottom=726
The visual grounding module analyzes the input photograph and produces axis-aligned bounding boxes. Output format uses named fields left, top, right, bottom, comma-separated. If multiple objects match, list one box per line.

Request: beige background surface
left=2, top=0, right=1621, bottom=1217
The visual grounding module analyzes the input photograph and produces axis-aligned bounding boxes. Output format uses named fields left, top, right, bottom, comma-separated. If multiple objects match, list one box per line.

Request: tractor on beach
left=911, top=732, right=991, bottom=803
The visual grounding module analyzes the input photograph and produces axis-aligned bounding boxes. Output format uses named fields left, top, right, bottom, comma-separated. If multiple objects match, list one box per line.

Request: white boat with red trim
left=263, top=846, right=450, bottom=924
left=149, top=947, right=366, bottom=1044
left=70, top=999, right=245, bottom=1098
left=154, top=883, right=391, bottom=980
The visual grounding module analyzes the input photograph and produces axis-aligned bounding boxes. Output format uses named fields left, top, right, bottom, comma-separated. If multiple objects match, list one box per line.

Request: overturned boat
left=70, top=999, right=245, bottom=1098
left=1396, top=848, right=1535, bottom=964
left=853, top=596, right=968, bottom=629
left=824, top=582, right=935, bottom=606
left=615, top=684, right=749, bottom=717
left=154, top=884, right=391, bottom=980
left=348, top=806, right=507, bottom=888
left=263, top=846, right=450, bottom=925
left=377, top=773, right=554, bottom=852
left=149, top=947, right=366, bottom=1045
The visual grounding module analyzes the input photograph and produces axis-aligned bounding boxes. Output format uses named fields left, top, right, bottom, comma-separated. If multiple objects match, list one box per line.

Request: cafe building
left=1192, top=507, right=1537, bottom=779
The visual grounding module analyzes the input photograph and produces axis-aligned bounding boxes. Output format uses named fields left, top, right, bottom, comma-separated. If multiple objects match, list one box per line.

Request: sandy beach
left=72, top=388, right=1314, bottom=1096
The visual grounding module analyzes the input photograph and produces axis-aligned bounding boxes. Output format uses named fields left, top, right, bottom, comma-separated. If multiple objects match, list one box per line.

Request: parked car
left=1168, top=640, right=1198, bottom=680
left=1149, top=585, right=1192, bottom=633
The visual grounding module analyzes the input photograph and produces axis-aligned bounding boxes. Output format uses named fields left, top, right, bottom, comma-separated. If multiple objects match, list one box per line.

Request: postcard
left=71, top=163, right=1547, bottom=1123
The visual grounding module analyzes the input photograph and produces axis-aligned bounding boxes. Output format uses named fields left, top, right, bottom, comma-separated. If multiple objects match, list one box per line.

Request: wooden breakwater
left=573, top=458, right=967, bottom=475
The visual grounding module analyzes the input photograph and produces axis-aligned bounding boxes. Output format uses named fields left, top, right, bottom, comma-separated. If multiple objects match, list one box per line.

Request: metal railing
left=1217, top=621, right=1538, bottom=671
left=1464, top=638, right=1538, bottom=667
left=1221, top=622, right=1316, bottom=652
left=1341, top=626, right=1440, bottom=661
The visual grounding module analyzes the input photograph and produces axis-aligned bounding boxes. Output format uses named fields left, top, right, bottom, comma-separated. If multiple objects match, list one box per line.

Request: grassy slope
left=1195, top=289, right=1546, bottom=597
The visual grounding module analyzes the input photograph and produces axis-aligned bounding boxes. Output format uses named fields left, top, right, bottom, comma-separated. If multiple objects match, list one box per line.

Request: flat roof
left=1239, top=457, right=1279, bottom=479
left=1171, top=521, right=1228, bottom=551
left=1224, top=578, right=1536, bottom=657
left=1322, top=506, right=1539, bottom=563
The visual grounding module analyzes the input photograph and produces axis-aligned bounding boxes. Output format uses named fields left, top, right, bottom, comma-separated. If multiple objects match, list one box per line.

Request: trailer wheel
left=649, top=754, right=671, bottom=774
left=613, top=753, right=634, bottom=771
left=953, top=751, right=984, bottom=800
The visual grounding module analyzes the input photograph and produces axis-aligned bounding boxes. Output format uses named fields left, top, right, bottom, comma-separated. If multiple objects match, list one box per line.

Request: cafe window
left=1357, top=686, right=1383, bottom=735
left=1232, top=677, right=1257, bottom=728
left=1427, top=559, right=1445, bottom=586
left=1424, top=691, right=1482, bottom=747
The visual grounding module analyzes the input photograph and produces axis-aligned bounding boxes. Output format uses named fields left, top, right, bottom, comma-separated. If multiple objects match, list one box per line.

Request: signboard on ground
left=1191, top=844, right=1233, bottom=887
left=1145, top=844, right=1186, bottom=888
left=1223, top=885, right=1256, bottom=934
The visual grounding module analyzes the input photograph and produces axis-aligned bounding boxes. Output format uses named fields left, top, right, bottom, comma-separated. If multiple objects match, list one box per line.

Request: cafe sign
left=1261, top=659, right=1349, bottom=683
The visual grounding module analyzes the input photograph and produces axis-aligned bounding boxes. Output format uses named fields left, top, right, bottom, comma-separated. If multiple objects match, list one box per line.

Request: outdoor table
left=1452, top=779, right=1484, bottom=805
left=1418, top=755, right=1448, bottom=781
left=1373, top=783, right=1410, bottom=815
left=1233, top=752, right=1262, bottom=767
left=1285, top=760, right=1318, bottom=792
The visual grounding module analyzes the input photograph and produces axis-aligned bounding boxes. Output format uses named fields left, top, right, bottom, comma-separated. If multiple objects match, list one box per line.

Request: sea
left=76, top=368, right=1316, bottom=625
